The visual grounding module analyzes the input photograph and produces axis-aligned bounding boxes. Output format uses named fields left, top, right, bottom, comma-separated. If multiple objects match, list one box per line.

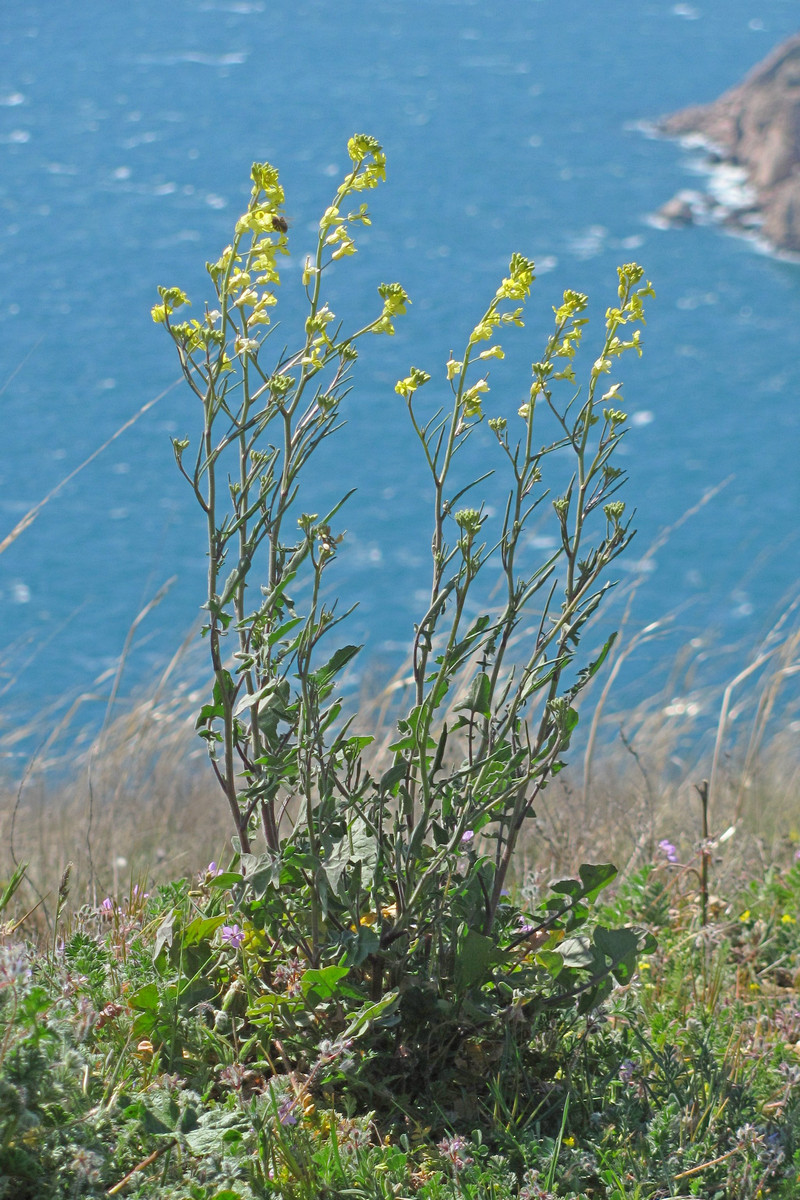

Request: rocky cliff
left=658, top=33, right=800, bottom=252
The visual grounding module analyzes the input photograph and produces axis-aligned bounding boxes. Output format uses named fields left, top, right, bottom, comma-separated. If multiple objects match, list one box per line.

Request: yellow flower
left=781, top=913, right=796, bottom=925
left=739, top=910, right=751, bottom=922
left=351, top=903, right=398, bottom=931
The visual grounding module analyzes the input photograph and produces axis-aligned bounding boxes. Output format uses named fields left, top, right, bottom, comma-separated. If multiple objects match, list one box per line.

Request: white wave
left=198, top=1, right=264, bottom=10
left=706, top=162, right=756, bottom=211
left=136, top=52, right=247, bottom=67
left=566, top=225, right=607, bottom=260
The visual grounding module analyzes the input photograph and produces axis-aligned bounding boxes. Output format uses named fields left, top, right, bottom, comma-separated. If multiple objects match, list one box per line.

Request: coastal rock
left=659, top=33, right=800, bottom=252
left=657, top=193, right=697, bottom=226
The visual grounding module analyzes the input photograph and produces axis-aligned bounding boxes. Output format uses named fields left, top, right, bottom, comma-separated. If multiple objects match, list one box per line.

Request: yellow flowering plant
left=154, top=138, right=656, bottom=1097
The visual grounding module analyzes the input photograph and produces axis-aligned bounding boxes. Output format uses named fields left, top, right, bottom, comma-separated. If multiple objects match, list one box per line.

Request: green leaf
left=575, top=632, right=616, bottom=689
left=431, top=674, right=451, bottom=709
left=456, top=671, right=492, bottom=718
left=248, top=992, right=304, bottom=1023
left=536, top=949, right=565, bottom=978
left=448, top=614, right=492, bottom=669
left=129, top=983, right=160, bottom=1013
left=551, top=863, right=616, bottom=905
left=594, top=925, right=656, bottom=985
left=209, top=871, right=244, bottom=889
left=131, top=1010, right=156, bottom=1038
left=153, top=911, right=175, bottom=962
left=557, top=935, right=595, bottom=969
left=267, top=616, right=303, bottom=647
left=0, top=862, right=27, bottom=916
left=195, top=702, right=223, bottom=729
left=238, top=849, right=281, bottom=898
left=455, top=929, right=497, bottom=992
left=323, top=817, right=378, bottom=893
left=232, top=683, right=272, bottom=717
left=578, top=862, right=617, bottom=902
left=312, top=643, right=362, bottom=691
left=562, top=705, right=579, bottom=740
left=322, top=836, right=350, bottom=894
left=300, top=964, right=349, bottom=1001
left=341, top=990, right=399, bottom=1039
left=182, top=913, right=227, bottom=948
left=185, top=1110, right=250, bottom=1157
left=341, top=733, right=375, bottom=755
left=342, top=925, right=381, bottom=968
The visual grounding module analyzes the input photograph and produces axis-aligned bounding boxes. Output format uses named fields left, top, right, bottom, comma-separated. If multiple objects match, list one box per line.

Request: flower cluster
left=437, top=1134, right=473, bottom=1173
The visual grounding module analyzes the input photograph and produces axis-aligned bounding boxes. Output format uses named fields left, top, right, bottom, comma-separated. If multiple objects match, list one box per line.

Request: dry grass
left=0, top=635, right=229, bottom=920
left=1, top=587, right=796, bottom=934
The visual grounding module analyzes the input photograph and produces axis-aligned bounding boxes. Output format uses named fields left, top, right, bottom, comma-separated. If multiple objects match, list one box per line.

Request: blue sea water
left=0, top=0, right=798, bottom=747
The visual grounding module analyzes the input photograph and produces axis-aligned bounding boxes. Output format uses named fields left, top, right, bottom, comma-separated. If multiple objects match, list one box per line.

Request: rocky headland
left=657, top=33, right=800, bottom=253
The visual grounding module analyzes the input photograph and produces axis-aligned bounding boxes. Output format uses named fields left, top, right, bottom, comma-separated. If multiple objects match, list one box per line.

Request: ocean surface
left=1, top=0, right=798, bottom=754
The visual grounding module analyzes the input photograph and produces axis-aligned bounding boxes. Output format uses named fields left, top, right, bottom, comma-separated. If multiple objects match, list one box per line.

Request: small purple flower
left=437, top=1134, right=473, bottom=1173
left=221, top=924, right=245, bottom=949
left=619, top=1059, right=637, bottom=1085
left=658, top=839, right=678, bottom=864
left=101, top=897, right=114, bottom=912
left=794, top=848, right=800, bottom=862
left=277, top=1097, right=298, bottom=1126
left=460, top=829, right=474, bottom=845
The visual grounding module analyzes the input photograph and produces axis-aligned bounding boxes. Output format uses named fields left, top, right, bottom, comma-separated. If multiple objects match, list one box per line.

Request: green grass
left=2, top=824, right=800, bottom=1198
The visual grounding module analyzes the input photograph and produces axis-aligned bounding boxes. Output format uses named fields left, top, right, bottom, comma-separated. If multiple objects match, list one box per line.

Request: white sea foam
left=567, top=225, right=608, bottom=260
left=676, top=291, right=718, bottom=310
left=198, top=1, right=264, bottom=10
left=136, top=52, right=247, bottom=67
left=706, top=162, right=756, bottom=211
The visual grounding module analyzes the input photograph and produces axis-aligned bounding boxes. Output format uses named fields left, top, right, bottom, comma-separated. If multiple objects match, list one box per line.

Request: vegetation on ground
left=3, top=836, right=800, bottom=1197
